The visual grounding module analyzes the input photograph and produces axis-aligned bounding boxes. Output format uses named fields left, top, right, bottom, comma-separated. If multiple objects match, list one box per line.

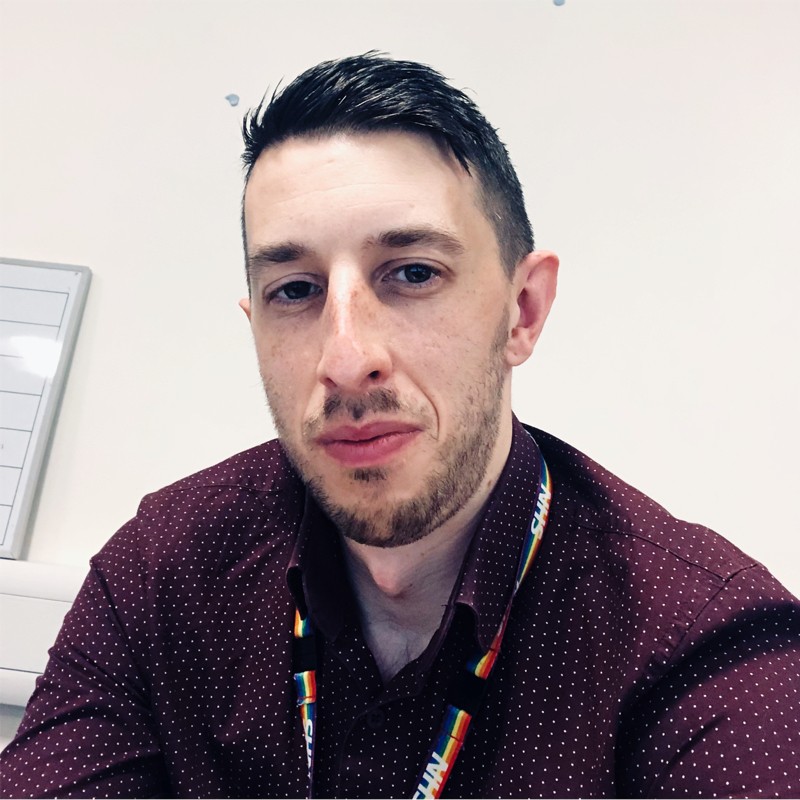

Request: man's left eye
left=393, top=264, right=437, bottom=284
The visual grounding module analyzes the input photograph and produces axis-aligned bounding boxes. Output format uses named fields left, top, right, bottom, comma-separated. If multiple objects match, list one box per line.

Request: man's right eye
left=269, top=281, right=321, bottom=304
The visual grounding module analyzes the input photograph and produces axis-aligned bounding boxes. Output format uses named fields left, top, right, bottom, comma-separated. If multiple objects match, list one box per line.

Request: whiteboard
left=0, top=559, right=86, bottom=708
left=0, top=258, right=91, bottom=559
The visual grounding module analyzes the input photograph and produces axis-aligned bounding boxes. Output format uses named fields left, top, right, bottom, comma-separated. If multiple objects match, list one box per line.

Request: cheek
left=417, top=310, right=503, bottom=363
left=406, top=326, right=487, bottom=403
left=255, top=335, right=321, bottom=423
left=253, top=318, right=302, bottom=378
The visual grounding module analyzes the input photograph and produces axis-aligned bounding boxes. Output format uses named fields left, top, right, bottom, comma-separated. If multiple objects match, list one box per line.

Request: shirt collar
left=287, top=489, right=354, bottom=641
left=453, top=416, right=543, bottom=650
left=286, top=415, right=544, bottom=651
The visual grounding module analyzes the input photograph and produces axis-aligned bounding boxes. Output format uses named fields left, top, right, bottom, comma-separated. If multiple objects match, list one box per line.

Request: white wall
left=1, top=0, right=798, bottom=737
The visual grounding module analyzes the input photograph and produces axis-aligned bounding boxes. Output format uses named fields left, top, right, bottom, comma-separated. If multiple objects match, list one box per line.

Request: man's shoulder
left=527, top=425, right=755, bottom=583
left=98, top=438, right=306, bottom=573
left=523, top=424, right=798, bottom=688
left=153, top=437, right=299, bottom=498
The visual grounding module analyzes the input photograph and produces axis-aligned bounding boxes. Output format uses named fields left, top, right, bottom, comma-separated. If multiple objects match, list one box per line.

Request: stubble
left=264, top=314, right=509, bottom=548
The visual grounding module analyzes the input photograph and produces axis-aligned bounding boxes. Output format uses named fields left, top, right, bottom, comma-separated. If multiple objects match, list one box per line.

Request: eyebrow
left=246, top=226, right=465, bottom=282
left=246, top=242, right=310, bottom=283
left=370, top=226, right=466, bottom=256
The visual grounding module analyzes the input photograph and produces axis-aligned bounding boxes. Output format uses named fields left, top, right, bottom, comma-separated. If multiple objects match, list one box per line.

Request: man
left=1, top=53, right=799, bottom=798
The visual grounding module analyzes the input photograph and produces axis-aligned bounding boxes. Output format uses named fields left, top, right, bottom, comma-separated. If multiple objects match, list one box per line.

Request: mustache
left=322, top=388, right=402, bottom=422
left=303, top=387, right=425, bottom=443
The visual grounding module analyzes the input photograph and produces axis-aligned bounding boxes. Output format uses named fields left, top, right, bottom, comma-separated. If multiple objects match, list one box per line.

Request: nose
left=315, top=271, right=392, bottom=393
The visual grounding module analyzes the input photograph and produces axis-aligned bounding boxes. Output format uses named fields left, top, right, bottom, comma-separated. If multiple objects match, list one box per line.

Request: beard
left=263, top=314, right=509, bottom=548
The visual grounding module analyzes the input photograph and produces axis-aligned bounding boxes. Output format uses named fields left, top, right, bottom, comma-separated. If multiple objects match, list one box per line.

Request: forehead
left=242, top=131, right=494, bottom=254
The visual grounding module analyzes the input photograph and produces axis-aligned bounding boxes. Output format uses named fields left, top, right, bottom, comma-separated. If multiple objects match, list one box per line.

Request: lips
left=317, top=421, right=421, bottom=468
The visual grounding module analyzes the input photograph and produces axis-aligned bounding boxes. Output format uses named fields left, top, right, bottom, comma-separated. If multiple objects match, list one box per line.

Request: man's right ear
left=238, top=297, right=252, bottom=321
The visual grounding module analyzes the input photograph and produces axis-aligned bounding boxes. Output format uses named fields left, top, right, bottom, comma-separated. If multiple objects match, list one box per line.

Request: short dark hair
left=241, top=52, right=534, bottom=276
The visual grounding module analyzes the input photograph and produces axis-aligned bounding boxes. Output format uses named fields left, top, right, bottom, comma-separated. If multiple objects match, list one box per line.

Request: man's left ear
left=505, top=250, right=559, bottom=367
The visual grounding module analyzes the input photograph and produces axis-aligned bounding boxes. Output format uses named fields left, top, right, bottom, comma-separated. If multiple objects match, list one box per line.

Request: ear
left=505, top=250, right=559, bottom=367
left=238, top=297, right=252, bottom=321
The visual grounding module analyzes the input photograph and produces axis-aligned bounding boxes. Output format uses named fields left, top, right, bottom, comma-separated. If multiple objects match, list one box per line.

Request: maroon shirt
left=2, top=420, right=799, bottom=798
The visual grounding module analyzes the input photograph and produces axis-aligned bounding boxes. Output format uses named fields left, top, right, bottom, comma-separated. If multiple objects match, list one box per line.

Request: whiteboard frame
left=0, top=258, right=92, bottom=559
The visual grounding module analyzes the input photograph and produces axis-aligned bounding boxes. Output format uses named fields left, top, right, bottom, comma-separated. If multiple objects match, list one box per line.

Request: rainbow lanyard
left=292, top=452, right=552, bottom=799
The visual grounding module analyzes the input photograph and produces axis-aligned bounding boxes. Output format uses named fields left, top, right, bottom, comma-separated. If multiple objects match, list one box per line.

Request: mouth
left=316, top=421, right=421, bottom=469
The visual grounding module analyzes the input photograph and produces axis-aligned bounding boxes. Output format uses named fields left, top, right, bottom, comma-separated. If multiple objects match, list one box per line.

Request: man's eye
left=393, top=264, right=437, bottom=284
left=270, top=281, right=320, bottom=303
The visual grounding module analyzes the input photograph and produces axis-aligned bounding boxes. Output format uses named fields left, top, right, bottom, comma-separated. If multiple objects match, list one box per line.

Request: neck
left=342, top=418, right=514, bottom=681
left=342, top=510, right=481, bottom=682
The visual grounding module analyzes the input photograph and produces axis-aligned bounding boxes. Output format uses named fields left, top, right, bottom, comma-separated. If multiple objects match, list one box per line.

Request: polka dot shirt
left=1, top=419, right=798, bottom=797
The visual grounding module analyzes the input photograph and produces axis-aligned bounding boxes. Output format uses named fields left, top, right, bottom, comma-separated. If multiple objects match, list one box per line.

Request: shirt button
left=366, top=708, right=386, bottom=730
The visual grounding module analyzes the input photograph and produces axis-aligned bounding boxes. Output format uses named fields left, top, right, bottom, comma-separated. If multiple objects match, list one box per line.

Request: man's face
left=241, top=131, right=520, bottom=547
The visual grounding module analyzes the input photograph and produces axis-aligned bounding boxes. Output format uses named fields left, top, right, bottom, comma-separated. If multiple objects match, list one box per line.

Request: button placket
left=365, top=707, right=386, bottom=730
